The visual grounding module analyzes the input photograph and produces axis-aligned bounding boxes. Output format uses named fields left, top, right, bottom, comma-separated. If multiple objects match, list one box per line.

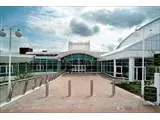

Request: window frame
left=116, top=66, right=122, bottom=74
left=0, top=65, right=13, bottom=74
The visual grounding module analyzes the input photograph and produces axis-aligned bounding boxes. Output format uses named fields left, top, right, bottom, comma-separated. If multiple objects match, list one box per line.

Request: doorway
left=135, top=67, right=146, bottom=80
left=72, top=65, right=86, bottom=73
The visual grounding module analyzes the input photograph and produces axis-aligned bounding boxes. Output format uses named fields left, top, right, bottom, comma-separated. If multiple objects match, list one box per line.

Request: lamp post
left=135, top=26, right=145, bottom=98
left=141, top=27, right=145, bottom=98
left=0, top=26, right=22, bottom=94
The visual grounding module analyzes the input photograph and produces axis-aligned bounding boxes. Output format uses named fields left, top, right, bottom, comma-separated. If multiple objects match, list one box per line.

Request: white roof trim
left=98, top=51, right=154, bottom=61
left=0, top=55, right=34, bottom=63
left=55, top=50, right=100, bottom=59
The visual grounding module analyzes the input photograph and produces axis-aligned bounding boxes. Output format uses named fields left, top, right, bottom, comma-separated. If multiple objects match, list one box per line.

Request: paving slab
left=0, top=73, right=160, bottom=113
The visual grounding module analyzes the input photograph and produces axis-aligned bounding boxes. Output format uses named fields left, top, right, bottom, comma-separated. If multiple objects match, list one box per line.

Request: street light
left=134, top=25, right=145, bottom=98
left=0, top=26, right=22, bottom=95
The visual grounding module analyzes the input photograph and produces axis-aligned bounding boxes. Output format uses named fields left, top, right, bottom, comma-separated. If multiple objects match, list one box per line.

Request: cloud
left=102, top=44, right=116, bottom=52
left=1, top=36, right=32, bottom=52
left=30, top=40, right=68, bottom=52
left=133, top=6, right=160, bottom=20
left=26, top=7, right=87, bottom=38
left=26, top=7, right=70, bottom=37
left=69, top=18, right=100, bottom=36
left=23, top=6, right=160, bottom=52
left=81, top=8, right=146, bottom=29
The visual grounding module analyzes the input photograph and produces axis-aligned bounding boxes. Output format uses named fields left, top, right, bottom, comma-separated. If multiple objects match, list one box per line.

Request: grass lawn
left=116, top=82, right=141, bottom=96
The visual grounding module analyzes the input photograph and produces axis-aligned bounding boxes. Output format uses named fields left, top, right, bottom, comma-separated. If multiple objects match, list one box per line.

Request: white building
left=0, top=18, right=160, bottom=82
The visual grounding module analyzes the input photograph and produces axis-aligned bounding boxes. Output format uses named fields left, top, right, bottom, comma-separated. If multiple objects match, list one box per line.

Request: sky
left=0, top=6, right=160, bottom=53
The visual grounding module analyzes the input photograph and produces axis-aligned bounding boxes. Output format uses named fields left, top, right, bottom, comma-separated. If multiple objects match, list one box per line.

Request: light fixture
left=0, top=29, right=7, bottom=37
left=15, top=29, right=22, bottom=37
left=0, top=26, right=22, bottom=101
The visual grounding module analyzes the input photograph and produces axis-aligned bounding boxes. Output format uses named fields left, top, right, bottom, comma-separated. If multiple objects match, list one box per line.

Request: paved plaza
left=0, top=73, right=160, bottom=113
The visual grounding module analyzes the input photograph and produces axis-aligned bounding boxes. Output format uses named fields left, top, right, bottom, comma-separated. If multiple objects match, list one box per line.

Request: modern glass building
left=0, top=18, right=160, bottom=82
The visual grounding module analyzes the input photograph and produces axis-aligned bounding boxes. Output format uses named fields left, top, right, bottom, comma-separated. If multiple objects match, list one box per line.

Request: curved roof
left=55, top=50, right=100, bottom=59
left=116, top=17, right=160, bottom=49
left=99, top=33, right=160, bottom=61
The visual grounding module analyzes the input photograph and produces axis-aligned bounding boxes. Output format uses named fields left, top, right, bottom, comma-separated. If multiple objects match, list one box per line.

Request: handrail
left=0, top=69, right=66, bottom=103
left=0, top=71, right=62, bottom=86
left=0, top=76, right=40, bottom=86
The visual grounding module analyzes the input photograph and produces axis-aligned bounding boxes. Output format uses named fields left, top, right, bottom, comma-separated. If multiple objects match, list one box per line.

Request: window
left=7, top=66, right=13, bottom=73
left=36, top=65, right=44, bottom=70
left=0, top=65, right=13, bottom=74
left=0, top=66, right=6, bottom=74
left=116, top=66, right=122, bottom=74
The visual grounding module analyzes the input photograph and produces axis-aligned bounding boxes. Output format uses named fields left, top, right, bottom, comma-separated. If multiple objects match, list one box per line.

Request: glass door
left=135, top=67, right=146, bottom=80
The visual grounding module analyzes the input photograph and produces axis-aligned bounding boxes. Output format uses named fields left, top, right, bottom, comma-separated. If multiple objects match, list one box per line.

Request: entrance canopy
left=59, top=52, right=101, bottom=73
left=61, top=53, right=97, bottom=63
left=55, top=50, right=100, bottom=59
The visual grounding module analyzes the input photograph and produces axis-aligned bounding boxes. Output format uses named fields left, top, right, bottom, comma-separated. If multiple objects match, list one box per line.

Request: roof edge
left=116, top=17, right=160, bottom=49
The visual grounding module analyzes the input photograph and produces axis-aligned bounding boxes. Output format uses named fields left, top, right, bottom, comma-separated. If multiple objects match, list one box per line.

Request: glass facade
left=0, top=62, right=29, bottom=78
left=102, top=60, right=114, bottom=76
left=135, top=58, right=155, bottom=80
left=0, top=54, right=157, bottom=83
left=0, top=53, right=102, bottom=78
left=61, top=54, right=101, bottom=72
left=29, top=58, right=58, bottom=72
left=116, top=59, right=129, bottom=78
left=102, top=59, right=129, bottom=79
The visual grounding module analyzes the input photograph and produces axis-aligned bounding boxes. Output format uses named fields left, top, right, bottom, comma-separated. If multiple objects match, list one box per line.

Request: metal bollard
left=110, top=80, right=115, bottom=97
left=45, top=80, right=49, bottom=97
left=90, top=80, right=94, bottom=96
left=68, top=80, right=71, bottom=97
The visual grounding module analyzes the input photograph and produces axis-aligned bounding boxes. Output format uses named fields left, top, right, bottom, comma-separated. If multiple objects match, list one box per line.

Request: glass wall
left=61, top=54, right=101, bottom=72
left=102, top=60, right=114, bottom=76
left=0, top=62, right=30, bottom=82
left=135, top=58, right=155, bottom=80
left=29, top=58, right=58, bottom=72
left=102, top=59, right=129, bottom=79
left=116, top=59, right=129, bottom=78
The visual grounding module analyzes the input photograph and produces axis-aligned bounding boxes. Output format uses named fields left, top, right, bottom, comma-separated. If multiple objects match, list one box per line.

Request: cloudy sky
left=0, top=6, right=160, bottom=52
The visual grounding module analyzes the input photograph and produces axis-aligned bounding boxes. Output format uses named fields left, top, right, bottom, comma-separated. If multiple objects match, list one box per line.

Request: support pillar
left=101, top=61, right=103, bottom=72
left=57, top=59, right=61, bottom=72
left=114, top=59, right=116, bottom=77
left=154, top=73, right=160, bottom=105
left=129, top=57, right=135, bottom=82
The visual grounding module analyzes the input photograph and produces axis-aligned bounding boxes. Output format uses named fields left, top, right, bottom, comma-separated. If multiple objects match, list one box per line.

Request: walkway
left=0, top=73, right=160, bottom=112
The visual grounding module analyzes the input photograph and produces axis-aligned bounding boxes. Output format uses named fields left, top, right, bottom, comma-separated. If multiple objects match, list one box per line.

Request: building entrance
left=134, top=67, right=146, bottom=80
left=61, top=53, right=101, bottom=73
left=72, top=65, right=86, bottom=73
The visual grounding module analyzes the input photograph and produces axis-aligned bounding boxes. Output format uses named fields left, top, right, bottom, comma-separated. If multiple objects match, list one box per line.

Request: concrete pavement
left=0, top=73, right=160, bottom=113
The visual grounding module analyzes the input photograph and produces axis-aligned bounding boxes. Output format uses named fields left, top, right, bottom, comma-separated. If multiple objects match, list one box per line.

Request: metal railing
left=0, top=69, right=66, bottom=105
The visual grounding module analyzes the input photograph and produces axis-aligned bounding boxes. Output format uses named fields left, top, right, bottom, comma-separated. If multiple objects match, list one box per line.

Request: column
left=129, top=57, right=135, bottom=82
left=101, top=61, right=102, bottom=72
left=25, top=62, right=27, bottom=74
left=17, top=62, right=19, bottom=76
left=96, top=61, right=99, bottom=72
left=46, top=59, right=47, bottom=72
left=114, top=59, right=116, bottom=77
left=154, top=73, right=160, bottom=105
left=57, top=59, right=61, bottom=72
